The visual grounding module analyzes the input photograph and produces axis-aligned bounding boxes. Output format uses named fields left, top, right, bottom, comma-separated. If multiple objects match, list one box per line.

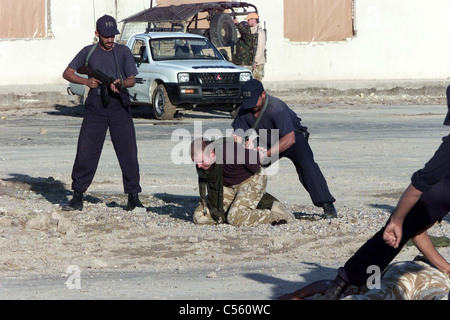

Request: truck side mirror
left=134, top=55, right=142, bottom=67
left=135, top=46, right=148, bottom=67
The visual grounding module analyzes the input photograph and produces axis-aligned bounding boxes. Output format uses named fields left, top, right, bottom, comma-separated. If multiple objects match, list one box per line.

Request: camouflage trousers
left=243, top=64, right=265, bottom=81
left=193, top=171, right=274, bottom=226
left=341, top=260, right=450, bottom=300
left=253, top=64, right=264, bottom=81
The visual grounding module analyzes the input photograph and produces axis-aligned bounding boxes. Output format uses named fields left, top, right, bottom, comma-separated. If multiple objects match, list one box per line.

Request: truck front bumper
left=165, top=83, right=243, bottom=105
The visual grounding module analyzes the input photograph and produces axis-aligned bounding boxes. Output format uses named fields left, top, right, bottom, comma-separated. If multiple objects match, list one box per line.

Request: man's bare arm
left=412, top=231, right=450, bottom=276
left=266, top=131, right=295, bottom=158
left=111, top=75, right=136, bottom=93
left=383, top=184, right=423, bottom=248
left=62, top=67, right=101, bottom=89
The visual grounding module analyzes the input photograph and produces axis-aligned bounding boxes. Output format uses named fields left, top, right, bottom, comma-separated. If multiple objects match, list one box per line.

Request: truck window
left=131, top=39, right=149, bottom=64
left=149, top=37, right=222, bottom=61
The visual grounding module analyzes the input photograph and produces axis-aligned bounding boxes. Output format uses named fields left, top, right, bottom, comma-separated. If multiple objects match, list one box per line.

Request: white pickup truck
left=68, top=32, right=252, bottom=120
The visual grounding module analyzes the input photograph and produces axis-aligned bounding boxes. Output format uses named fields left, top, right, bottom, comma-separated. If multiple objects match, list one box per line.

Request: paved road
left=1, top=103, right=447, bottom=207
left=0, top=102, right=448, bottom=301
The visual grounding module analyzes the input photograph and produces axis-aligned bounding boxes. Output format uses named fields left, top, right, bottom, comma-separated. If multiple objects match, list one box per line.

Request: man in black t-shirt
left=190, top=137, right=295, bottom=226
left=62, top=15, right=143, bottom=211
left=323, top=88, right=450, bottom=299
left=232, top=79, right=337, bottom=218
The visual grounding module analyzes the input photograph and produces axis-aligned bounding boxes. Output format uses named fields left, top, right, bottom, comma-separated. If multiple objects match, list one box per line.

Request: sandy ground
left=0, top=89, right=449, bottom=301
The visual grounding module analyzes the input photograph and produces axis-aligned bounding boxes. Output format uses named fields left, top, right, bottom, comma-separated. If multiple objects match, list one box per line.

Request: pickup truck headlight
left=178, top=73, right=190, bottom=83
left=239, top=72, right=252, bottom=82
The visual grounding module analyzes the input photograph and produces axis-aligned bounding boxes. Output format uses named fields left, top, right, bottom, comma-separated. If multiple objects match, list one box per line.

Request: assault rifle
left=91, top=69, right=137, bottom=106
left=77, top=66, right=137, bottom=106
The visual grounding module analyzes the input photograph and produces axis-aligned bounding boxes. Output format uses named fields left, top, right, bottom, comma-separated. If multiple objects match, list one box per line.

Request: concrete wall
left=0, top=0, right=150, bottom=86
left=258, top=0, right=450, bottom=81
left=1, top=0, right=450, bottom=87
left=259, top=0, right=450, bottom=82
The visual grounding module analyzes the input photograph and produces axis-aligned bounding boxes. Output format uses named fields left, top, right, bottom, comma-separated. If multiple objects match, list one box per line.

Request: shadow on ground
left=46, top=103, right=235, bottom=121
left=148, top=193, right=200, bottom=222
left=1, top=173, right=101, bottom=206
left=369, top=203, right=395, bottom=212
left=244, top=262, right=338, bottom=299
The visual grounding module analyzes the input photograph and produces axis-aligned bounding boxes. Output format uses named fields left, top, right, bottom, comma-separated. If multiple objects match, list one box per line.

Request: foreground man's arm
left=412, top=231, right=450, bottom=276
left=63, top=67, right=101, bottom=89
left=383, top=184, right=422, bottom=248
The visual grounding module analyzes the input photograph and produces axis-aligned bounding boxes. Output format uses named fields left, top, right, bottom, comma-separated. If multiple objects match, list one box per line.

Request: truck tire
left=209, top=13, right=237, bottom=47
left=152, top=84, right=177, bottom=120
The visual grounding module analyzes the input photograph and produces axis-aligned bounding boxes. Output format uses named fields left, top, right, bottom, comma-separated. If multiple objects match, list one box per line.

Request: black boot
left=126, top=193, right=144, bottom=211
left=322, top=202, right=337, bottom=219
left=62, top=191, right=83, bottom=211
left=323, top=275, right=348, bottom=300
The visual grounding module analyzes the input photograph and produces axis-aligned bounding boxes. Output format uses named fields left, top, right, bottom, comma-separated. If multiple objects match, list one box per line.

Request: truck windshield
left=149, top=37, right=223, bottom=61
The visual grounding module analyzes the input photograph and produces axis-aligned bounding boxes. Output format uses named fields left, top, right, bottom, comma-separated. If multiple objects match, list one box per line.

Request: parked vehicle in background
left=68, top=32, right=252, bottom=120
left=119, top=1, right=259, bottom=60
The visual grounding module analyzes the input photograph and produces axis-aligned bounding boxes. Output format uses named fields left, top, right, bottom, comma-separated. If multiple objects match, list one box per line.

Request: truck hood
left=154, top=59, right=248, bottom=73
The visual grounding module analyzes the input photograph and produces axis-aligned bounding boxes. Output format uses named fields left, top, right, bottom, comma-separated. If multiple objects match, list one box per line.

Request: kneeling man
left=190, top=137, right=295, bottom=226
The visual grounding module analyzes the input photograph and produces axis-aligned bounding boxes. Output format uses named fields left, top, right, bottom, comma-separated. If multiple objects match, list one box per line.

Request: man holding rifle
left=62, top=15, right=143, bottom=211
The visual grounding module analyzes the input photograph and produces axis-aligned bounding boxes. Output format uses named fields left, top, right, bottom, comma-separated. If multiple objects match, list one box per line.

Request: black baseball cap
left=240, top=79, right=264, bottom=109
left=96, top=15, right=120, bottom=37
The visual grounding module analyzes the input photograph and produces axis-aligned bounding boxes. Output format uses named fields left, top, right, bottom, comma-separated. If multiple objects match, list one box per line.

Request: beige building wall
left=157, top=0, right=218, bottom=5
left=0, top=0, right=450, bottom=86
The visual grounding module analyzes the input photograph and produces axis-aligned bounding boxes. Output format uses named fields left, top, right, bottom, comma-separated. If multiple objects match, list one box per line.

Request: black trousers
left=337, top=178, right=450, bottom=287
left=280, top=132, right=335, bottom=207
left=71, top=94, right=141, bottom=194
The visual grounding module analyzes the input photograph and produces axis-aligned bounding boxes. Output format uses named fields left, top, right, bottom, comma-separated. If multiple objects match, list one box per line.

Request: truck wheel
left=152, top=84, right=177, bottom=120
left=209, top=13, right=237, bottom=47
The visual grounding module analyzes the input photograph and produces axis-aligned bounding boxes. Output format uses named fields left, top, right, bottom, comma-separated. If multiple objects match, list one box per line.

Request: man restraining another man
left=190, top=79, right=338, bottom=225
left=232, top=79, right=338, bottom=219
left=62, top=15, right=335, bottom=224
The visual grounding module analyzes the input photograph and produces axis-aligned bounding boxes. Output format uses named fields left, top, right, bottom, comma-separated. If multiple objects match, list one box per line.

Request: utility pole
left=115, top=0, right=118, bottom=21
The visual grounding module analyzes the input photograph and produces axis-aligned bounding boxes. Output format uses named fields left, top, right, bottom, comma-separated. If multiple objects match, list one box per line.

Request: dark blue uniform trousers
left=337, top=178, right=450, bottom=287
left=71, top=95, right=141, bottom=194
left=280, top=132, right=335, bottom=207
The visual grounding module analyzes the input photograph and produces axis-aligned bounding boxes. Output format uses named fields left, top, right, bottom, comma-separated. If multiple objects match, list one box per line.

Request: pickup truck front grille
left=202, top=88, right=240, bottom=98
left=197, top=73, right=238, bottom=84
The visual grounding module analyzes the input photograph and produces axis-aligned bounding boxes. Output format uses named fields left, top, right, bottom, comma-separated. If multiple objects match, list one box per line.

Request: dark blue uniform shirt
left=231, top=95, right=304, bottom=149
left=68, top=43, right=138, bottom=104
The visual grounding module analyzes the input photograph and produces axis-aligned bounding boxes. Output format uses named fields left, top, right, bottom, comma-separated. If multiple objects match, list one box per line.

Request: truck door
left=129, top=37, right=152, bottom=103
